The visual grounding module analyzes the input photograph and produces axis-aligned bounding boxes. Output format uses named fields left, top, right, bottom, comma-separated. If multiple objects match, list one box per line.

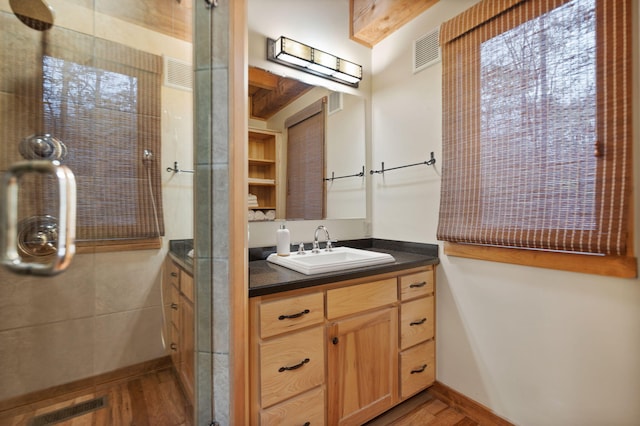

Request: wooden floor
left=366, top=390, right=478, bottom=426
left=0, top=369, right=478, bottom=426
left=0, top=368, right=192, bottom=426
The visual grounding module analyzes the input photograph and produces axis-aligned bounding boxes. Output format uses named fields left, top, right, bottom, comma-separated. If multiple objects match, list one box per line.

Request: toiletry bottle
left=276, top=224, right=290, bottom=256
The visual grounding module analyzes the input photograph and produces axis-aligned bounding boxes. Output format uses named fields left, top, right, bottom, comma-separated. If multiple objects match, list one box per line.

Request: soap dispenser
left=276, top=223, right=290, bottom=256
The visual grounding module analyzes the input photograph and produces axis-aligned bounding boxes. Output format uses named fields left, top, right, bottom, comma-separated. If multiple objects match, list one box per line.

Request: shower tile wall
left=0, top=1, right=193, bottom=402
left=193, top=0, right=235, bottom=424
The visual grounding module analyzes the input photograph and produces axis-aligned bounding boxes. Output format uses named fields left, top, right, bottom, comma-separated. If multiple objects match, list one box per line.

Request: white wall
left=371, top=1, right=640, bottom=425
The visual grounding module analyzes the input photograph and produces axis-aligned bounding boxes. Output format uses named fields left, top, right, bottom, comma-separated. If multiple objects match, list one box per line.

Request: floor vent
left=29, top=396, right=107, bottom=426
left=413, top=26, right=441, bottom=73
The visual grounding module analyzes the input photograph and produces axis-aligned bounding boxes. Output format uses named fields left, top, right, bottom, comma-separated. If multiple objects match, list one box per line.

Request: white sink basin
left=266, top=246, right=395, bottom=275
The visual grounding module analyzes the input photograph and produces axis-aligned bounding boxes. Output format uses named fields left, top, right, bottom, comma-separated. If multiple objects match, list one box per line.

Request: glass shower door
left=0, top=1, right=192, bottom=422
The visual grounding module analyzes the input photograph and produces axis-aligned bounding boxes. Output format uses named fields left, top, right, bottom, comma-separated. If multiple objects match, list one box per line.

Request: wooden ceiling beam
left=350, top=0, right=439, bottom=47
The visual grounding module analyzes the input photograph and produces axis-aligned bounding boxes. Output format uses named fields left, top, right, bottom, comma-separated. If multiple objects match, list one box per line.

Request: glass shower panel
left=0, top=0, right=193, bottom=422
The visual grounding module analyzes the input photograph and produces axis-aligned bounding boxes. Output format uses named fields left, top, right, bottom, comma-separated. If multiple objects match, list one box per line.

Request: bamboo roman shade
left=437, top=0, right=632, bottom=257
left=285, top=98, right=326, bottom=220
left=0, top=18, right=164, bottom=243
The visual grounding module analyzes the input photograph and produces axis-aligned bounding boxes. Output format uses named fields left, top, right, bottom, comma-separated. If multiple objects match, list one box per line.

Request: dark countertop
left=168, top=239, right=193, bottom=274
left=248, top=239, right=439, bottom=297
left=168, top=238, right=439, bottom=298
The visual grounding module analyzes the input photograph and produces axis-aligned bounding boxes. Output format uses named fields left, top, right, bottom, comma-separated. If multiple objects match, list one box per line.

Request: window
left=285, top=98, right=327, bottom=220
left=437, top=0, right=635, bottom=277
left=39, top=38, right=165, bottom=248
left=3, top=30, right=165, bottom=251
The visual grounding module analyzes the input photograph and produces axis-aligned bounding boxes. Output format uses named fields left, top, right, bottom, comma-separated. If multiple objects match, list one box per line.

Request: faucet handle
left=296, top=242, right=306, bottom=255
left=325, top=239, right=337, bottom=252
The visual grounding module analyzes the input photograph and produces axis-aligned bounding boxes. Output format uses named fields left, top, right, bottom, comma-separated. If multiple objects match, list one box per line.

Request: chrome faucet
left=312, top=225, right=333, bottom=253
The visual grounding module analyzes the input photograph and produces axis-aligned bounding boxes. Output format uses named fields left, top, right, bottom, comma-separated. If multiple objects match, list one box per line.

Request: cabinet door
left=327, top=307, right=398, bottom=426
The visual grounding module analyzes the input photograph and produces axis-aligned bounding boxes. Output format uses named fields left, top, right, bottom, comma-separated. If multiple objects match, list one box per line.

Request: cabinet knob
left=171, top=303, right=179, bottom=310
left=332, top=337, right=339, bottom=345
left=170, top=272, right=178, bottom=277
left=170, top=343, right=178, bottom=351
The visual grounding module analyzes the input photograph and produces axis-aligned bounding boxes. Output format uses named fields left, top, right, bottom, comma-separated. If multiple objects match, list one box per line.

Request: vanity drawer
left=400, top=340, right=435, bottom=399
left=326, top=278, right=397, bottom=319
left=400, top=296, right=434, bottom=350
left=260, top=292, right=324, bottom=339
left=260, top=386, right=325, bottom=426
left=399, top=269, right=434, bottom=301
left=260, top=326, right=325, bottom=408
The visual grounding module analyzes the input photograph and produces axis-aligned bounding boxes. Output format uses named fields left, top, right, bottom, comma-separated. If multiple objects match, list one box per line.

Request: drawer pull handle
left=409, top=281, right=427, bottom=288
left=278, top=358, right=310, bottom=372
left=411, top=364, right=428, bottom=374
left=170, top=272, right=178, bottom=277
left=410, top=318, right=427, bottom=326
left=303, top=423, right=310, bottom=426
left=171, top=303, right=179, bottom=310
left=170, top=343, right=178, bottom=351
left=278, top=309, right=310, bottom=320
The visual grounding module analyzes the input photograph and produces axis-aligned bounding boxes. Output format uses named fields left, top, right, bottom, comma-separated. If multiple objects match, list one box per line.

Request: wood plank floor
left=0, top=368, right=478, bottom=426
left=0, top=368, right=192, bottom=426
left=366, top=390, right=479, bottom=426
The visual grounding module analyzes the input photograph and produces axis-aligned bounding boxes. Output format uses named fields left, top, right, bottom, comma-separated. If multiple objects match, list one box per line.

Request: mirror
left=248, top=66, right=366, bottom=220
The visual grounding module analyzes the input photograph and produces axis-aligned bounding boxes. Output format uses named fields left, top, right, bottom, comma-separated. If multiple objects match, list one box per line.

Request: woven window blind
left=0, top=20, right=164, bottom=243
left=437, top=0, right=632, bottom=256
left=285, top=98, right=326, bottom=220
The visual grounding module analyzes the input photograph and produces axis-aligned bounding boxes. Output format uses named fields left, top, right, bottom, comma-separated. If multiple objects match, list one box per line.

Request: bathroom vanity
left=165, top=241, right=195, bottom=407
left=248, top=239, right=439, bottom=425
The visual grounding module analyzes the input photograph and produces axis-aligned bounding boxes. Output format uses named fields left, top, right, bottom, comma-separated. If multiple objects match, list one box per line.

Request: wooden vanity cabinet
left=249, top=265, right=436, bottom=425
left=164, top=257, right=195, bottom=405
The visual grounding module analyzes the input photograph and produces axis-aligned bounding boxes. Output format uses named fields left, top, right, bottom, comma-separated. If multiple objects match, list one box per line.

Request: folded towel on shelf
left=265, top=210, right=276, bottom=220
left=248, top=210, right=255, bottom=221
left=254, top=210, right=266, bottom=221
left=248, top=193, right=259, bottom=208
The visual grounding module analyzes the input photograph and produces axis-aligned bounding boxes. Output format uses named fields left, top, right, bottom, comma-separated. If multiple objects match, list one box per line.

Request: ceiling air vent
left=413, top=26, right=441, bottom=73
left=164, top=56, right=193, bottom=91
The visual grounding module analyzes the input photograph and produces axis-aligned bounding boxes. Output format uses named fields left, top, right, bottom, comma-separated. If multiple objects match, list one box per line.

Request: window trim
left=444, top=242, right=636, bottom=278
left=76, top=238, right=162, bottom=254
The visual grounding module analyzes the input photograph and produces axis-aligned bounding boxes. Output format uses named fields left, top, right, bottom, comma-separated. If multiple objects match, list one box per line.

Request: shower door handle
left=1, top=160, right=76, bottom=275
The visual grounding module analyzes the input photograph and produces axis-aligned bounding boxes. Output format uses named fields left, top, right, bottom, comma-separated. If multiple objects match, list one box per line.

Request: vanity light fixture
left=267, top=36, right=363, bottom=88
